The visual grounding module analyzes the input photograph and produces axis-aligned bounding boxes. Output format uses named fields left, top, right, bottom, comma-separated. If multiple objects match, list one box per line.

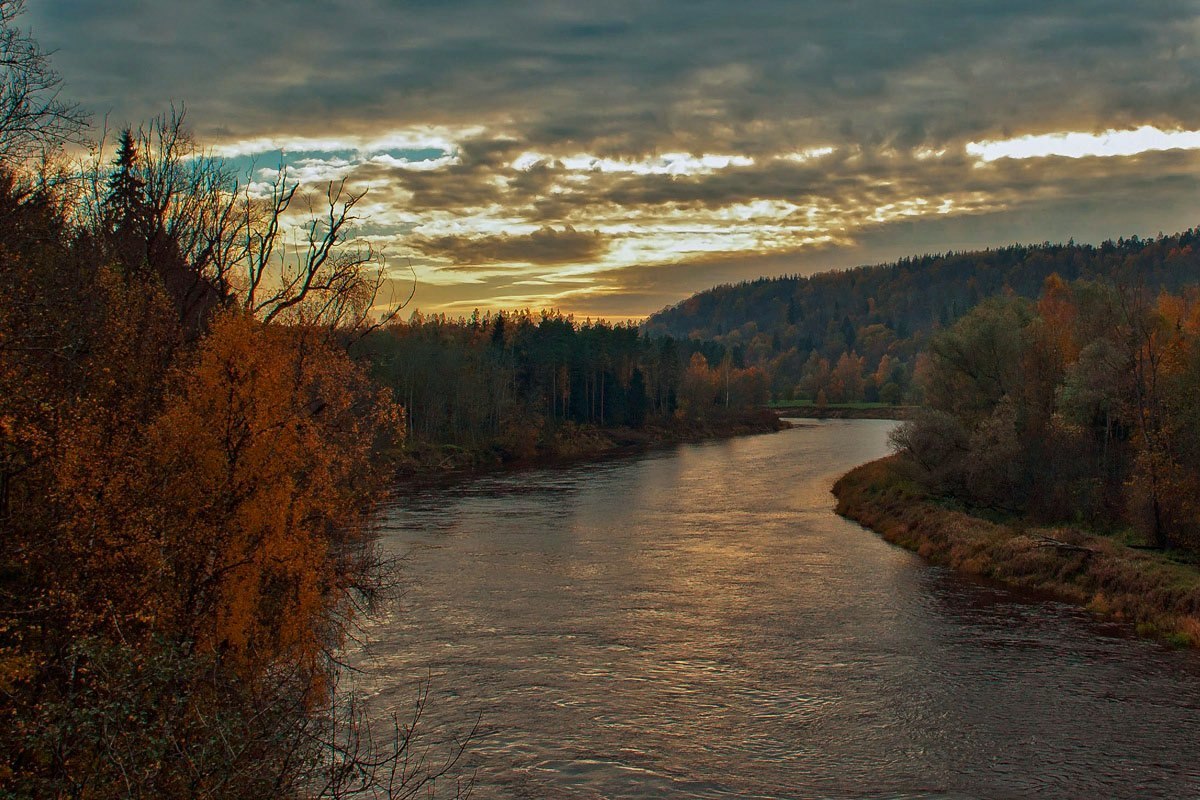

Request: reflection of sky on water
left=358, top=421, right=1200, bottom=798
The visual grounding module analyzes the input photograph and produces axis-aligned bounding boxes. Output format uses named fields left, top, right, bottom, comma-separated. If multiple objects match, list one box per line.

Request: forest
left=644, top=234, right=1200, bottom=406
left=358, top=310, right=770, bottom=465
left=891, top=274, right=1200, bottom=551
left=0, top=121, right=427, bottom=794
left=0, top=5, right=447, bottom=789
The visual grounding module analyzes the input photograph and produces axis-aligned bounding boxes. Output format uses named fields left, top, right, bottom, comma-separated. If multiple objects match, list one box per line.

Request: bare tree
left=137, top=108, right=246, bottom=299
left=0, top=0, right=87, bottom=162
left=77, top=109, right=246, bottom=335
left=242, top=166, right=412, bottom=332
left=309, top=678, right=477, bottom=800
left=83, top=110, right=412, bottom=334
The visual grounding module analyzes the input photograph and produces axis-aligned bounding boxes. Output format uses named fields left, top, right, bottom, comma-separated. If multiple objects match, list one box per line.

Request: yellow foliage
left=147, top=310, right=403, bottom=681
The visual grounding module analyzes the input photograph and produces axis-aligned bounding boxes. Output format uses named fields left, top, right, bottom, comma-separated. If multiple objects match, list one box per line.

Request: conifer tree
left=103, top=127, right=150, bottom=274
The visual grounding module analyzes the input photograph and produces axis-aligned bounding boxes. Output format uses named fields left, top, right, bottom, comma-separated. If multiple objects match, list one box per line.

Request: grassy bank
left=394, top=409, right=790, bottom=476
left=833, top=456, right=1200, bottom=647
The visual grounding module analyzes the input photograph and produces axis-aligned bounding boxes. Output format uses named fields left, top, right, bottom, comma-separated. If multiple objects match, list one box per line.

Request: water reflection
left=355, top=420, right=1200, bottom=799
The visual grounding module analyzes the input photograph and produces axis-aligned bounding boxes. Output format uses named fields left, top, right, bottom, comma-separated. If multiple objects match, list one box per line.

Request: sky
left=28, top=1, right=1200, bottom=319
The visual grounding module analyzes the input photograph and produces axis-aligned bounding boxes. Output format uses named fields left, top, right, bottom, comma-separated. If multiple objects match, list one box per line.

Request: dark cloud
left=413, top=226, right=607, bottom=266
left=29, top=1, right=1200, bottom=147
left=24, top=0, right=1200, bottom=316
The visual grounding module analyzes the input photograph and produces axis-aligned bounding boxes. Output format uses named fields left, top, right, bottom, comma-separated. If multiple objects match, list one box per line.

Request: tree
left=146, top=311, right=402, bottom=676
left=1122, top=290, right=1176, bottom=547
left=84, top=111, right=241, bottom=335
left=242, top=171, right=384, bottom=327
left=830, top=350, right=865, bottom=403
left=626, top=367, right=648, bottom=427
left=0, top=0, right=86, bottom=162
left=924, top=297, right=1034, bottom=426
left=102, top=127, right=151, bottom=274
left=1059, top=338, right=1125, bottom=468
left=1037, top=273, right=1079, bottom=364
left=796, top=351, right=831, bottom=401
left=889, top=409, right=969, bottom=492
left=679, top=352, right=718, bottom=419
left=82, top=111, right=411, bottom=337
left=104, top=129, right=146, bottom=228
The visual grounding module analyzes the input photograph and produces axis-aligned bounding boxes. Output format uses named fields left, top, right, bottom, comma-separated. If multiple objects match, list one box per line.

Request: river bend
left=355, top=420, right=1200, bottom=799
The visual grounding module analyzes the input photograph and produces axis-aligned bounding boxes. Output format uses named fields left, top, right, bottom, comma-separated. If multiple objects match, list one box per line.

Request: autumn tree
left=0, top=105, right=452, bottom=794
left=829, top=350, right=865, bottom=403
left=1038, top=273, right=1079, bottom=364
left=679, top=352, right=719, bottom=419
left=1122, top=290, right=1200, bottom=548
left=896, top=274, right=1200, bottom=544
left=142, top=312, right=402, bottom=678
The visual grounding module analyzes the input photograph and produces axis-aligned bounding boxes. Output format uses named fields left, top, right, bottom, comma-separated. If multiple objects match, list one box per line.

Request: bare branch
left=0, top=0, right=88, bottom=164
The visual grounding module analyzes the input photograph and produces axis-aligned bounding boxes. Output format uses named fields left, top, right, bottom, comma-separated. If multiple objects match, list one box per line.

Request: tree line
left=891, top=273, right=1200, bottom=552
left=644, top=233, right=1200, bottom=406
left=358, top=309, right=769, bottom=461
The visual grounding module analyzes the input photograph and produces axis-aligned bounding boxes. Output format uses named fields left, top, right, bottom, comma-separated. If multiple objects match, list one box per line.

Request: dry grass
left=833, top=456, right=1200, bottom=647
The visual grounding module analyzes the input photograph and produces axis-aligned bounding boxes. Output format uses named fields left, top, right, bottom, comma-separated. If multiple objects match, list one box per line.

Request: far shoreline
left=391, top=409, right=791, bottom=484
left=772, top=404, right=915, bottom=420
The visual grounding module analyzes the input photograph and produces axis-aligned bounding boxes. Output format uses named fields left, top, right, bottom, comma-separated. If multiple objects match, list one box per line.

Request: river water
left=356, top=419, right=1200, bottom=799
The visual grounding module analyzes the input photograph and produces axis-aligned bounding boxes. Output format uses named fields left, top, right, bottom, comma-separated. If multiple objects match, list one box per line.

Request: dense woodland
left=358, top=311, right=769, bottom=462
left=645, top=235, right=1200, bottom=406
left=891, top=275, right=1200, bottom=552
left=0, top=131, right=429, bottom=794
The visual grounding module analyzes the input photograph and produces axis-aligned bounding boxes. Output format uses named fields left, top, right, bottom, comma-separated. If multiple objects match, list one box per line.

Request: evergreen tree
left=103, top=128, right=149, bottom=274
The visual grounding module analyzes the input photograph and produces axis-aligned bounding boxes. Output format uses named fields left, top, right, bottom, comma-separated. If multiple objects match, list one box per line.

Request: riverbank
left=773, top=404, right=915, bottom=420
left=393, top=409, right=790, bottom=477
left=833, top=455, right=1200, bottom=647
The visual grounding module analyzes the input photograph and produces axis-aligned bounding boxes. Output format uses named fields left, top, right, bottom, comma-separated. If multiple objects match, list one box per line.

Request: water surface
left=357, top=420, right=1200, bottom=799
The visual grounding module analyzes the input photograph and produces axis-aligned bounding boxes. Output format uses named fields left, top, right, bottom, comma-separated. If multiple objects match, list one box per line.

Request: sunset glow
left=31, top=2, right=1200, bottom=318
left=967, top=126, right=1200, bottom=162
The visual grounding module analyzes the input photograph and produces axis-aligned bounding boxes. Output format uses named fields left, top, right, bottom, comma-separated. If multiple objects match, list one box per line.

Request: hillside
left=643, top=231, right=1200, bottom=403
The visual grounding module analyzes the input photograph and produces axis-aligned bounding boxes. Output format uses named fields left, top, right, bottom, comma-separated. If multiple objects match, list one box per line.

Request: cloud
left=35, top=1, right=1200, bottom=147
left=412, top=225, right=608, bottom=267
left=25, top=0, right=1200, bottom=317
left=967, top=126, right=1200, bottom=162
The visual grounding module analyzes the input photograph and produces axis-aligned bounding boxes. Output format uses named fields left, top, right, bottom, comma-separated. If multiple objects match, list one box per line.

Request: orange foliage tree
left=0, top=114, right=415, bottom=791
left=147, top=311, right=402, bottom=683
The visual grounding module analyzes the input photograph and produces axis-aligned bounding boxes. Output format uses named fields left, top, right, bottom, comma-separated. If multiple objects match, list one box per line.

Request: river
left=355, top=419, right=1200, bottom=799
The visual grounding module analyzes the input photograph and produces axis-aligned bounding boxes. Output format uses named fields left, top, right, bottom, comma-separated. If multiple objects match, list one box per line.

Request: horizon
left=29, top=1, right=1200, bottom=319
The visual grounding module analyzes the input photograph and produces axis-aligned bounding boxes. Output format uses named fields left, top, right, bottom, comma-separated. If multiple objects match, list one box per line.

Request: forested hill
left=643, top=230, right=1200, bottom=404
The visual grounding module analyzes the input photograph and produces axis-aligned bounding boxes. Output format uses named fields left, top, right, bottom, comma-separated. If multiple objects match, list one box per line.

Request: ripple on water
left=355, top=421, right=1200, bottom=799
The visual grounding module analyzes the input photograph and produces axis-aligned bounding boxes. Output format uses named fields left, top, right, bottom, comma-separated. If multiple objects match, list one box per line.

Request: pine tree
left=103, top=128, right=149, bottom=274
